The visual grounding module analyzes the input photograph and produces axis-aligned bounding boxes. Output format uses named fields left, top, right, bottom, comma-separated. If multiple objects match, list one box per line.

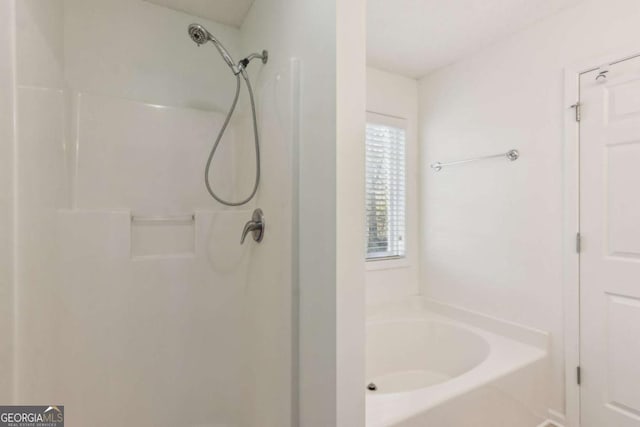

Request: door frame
left=563, top=47, right=640, bottom=427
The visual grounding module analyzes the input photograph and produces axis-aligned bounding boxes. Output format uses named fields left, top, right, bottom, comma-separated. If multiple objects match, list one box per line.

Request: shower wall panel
left=237, top=58, right=298, bottom=426
left=52, top=209, right=250, bottom=425
left=15, top=90, right=256, bottom=423
left=239, top=0, right=344, bottom=422
left=0, top=0, right=16, bottom=403
left=13, top=0, right=67, bottom=404
left=64, top=0, right=242, bottom=112
left=71, top=93, right=238, bottom=212
left=13, top=0, right=261, bottom=426
left=14, top=87, right=67, bottom=403
left=15, top=0, right=64, bottom=89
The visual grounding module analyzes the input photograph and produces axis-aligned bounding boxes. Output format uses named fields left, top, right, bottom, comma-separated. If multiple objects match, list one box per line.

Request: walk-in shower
left=5, top=0, right=328, bottom=424
left=188, top=23, right=268, bottom=206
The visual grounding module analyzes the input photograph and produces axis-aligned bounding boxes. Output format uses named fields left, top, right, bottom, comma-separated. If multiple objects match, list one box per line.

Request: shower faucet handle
left=240, top=208, right=265, bottom=244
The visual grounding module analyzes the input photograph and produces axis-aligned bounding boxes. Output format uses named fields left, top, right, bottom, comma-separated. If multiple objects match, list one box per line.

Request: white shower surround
left=9, top=0, right=303, bottom=425
left=0, top=0, right=16, bottom=402
left=4, top=0, right=359, bottom=425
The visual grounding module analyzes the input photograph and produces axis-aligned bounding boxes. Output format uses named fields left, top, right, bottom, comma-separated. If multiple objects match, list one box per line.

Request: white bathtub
left=366, top=299, right=550, bottom=427
left=367, top=319, right=490, bottom=394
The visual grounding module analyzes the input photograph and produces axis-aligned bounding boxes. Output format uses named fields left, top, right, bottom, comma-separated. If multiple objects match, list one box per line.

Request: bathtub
left=366, top=299, right=550, bottom=427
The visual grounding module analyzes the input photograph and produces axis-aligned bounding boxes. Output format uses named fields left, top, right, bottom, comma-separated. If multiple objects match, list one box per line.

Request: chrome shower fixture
left=188, top=23, right=268, bottom=207
left=239, top=50, right=269, bottom=70
left=187, top=23, right=208, bottom=45
left=187, top=23, right=268, bottom=76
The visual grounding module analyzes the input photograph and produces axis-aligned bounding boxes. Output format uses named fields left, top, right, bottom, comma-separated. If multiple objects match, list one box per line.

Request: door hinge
left=577, top=366, right=581, bottom=385
left=576, top=232, right=582, bottom=253
left=571, top=102, right=581, bottom=122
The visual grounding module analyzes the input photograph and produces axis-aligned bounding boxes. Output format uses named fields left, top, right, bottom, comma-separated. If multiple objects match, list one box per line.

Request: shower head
left=188, top=23, right=239, bottom=74
left=188, top=23, right=209, bottom=46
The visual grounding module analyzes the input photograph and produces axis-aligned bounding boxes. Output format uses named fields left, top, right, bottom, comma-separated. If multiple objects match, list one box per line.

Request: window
left=365, top=113, right=406, bottom=261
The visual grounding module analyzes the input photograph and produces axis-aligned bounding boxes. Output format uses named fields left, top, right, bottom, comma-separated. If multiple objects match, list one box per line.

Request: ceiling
left=145, top=0, right=255, bottom=28
left=367, top=0, right=582, bottom=78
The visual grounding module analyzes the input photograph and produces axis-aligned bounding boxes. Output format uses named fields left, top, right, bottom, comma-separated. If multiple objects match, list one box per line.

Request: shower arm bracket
left=238, top=50, right=269, bottom=73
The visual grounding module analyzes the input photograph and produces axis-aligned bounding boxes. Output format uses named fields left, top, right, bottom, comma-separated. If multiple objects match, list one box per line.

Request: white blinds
left=365, top=115, right=406, bottom=260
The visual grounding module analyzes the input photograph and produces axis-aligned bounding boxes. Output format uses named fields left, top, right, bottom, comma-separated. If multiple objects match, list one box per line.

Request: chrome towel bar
left=430, top=149, right=520, bottom=172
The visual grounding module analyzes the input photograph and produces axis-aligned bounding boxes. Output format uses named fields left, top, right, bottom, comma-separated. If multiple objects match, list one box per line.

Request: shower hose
left=205, top=70, right=260, bottom=206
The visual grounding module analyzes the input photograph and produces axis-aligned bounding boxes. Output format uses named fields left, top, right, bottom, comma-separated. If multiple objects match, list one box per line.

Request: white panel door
left=580, top=56, right=640, bottom=427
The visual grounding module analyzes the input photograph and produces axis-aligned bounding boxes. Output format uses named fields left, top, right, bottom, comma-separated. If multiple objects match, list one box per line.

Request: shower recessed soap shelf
left=131, top=213, right=195, bottom=223
left=130, top=213, right=195, bottom=258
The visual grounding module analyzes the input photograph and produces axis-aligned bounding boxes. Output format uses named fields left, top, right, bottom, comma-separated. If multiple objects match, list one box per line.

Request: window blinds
left=365, top=116, right=406, bottom=260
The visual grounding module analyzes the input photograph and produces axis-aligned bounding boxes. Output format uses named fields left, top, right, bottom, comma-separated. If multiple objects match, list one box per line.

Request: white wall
left=418, top=0, right=640, bottom=417
left=0, top=0, right=16, bottom=403
left=366, top=68, right=419, bottom=306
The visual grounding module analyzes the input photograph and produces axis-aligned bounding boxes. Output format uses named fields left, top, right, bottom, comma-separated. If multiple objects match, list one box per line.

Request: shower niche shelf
left=131, top=214, right=195, bottom=258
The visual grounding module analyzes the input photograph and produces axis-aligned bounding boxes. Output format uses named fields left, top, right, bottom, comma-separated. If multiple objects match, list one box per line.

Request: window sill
left=365, top=257, right=410, bottom=271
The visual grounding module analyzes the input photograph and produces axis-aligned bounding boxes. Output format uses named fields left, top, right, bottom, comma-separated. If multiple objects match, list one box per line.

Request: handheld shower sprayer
left=187, top=23, right=268, bottom=207
left=188, top=23, right=239, bottom=73
left=188, top=23, right=268, bottom=76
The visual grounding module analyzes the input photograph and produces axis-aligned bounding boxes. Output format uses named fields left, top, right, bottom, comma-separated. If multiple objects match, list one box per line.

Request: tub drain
left=367, top=382, right=377, bottom=391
